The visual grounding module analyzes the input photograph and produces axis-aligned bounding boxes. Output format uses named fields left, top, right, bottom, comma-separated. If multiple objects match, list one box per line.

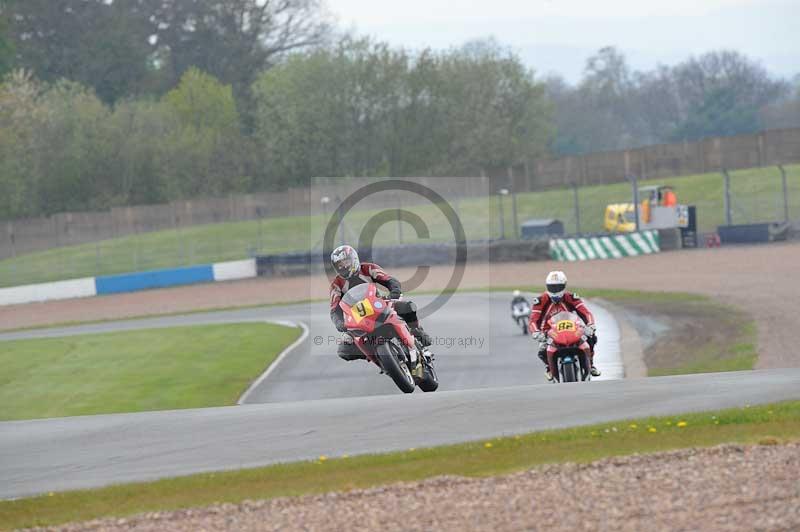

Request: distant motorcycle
left=544, top=311, right=592, bottom=383
left=511, top=300, right=531, bottom=335
left=339, top=283, right=438, bottom=393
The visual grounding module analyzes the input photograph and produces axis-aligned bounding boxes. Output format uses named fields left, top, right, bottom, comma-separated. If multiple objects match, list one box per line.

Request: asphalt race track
left=2, top=293, right=800, bottom=499
left=0, top=293, right=620, bottom=404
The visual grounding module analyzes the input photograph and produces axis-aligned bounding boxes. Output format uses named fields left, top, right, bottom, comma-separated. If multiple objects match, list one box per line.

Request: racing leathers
left=330, top=262, right=431, bottom=361
left=528, top=292, right=597, bottom=367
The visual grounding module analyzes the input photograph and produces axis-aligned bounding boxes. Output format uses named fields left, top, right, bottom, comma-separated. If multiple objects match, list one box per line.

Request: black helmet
left=331, top=245, right=360, bottom=279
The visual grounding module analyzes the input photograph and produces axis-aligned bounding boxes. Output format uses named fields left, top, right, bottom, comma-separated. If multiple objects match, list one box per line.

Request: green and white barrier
left=549, top=231, right=660, bottom=261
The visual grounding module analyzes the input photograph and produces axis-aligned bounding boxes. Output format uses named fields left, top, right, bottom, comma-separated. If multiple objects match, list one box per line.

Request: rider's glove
left=532, top=331, right=546, bottom=342
left=584, top=324, right=596, bottom=337
left=389, top=289, right=402, bottom=300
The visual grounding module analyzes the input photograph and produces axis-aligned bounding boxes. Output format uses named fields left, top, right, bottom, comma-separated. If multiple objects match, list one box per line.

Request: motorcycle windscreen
left=342, top=283, right=375, bottom=307
left=340, top=283, right=373, bottom=307
left=550, top=310, right=579, bottom=324
left=340, top=283, right=382, bottom=332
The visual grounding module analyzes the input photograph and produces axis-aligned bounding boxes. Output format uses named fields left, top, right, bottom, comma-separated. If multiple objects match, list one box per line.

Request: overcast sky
left=326, top=0, right=799, bottom=82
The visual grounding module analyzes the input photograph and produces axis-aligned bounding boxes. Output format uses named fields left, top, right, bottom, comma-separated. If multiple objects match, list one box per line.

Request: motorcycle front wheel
left=561, top=361, right=578, bottom=383
left=377, top=341, right=416, bottom=393
left=417, top=361, right=439, bottom=392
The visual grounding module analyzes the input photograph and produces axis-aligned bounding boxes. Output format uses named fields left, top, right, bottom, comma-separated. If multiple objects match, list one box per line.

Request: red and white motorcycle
left=339, top=283, right=438, bottom=393
left=544, top=311, right=593, bottom=383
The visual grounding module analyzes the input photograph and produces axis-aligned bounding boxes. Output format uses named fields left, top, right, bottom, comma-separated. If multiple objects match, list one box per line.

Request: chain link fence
left=1, top=165, right=798, bottom=288
left=724, top=165, right=800, bottom=228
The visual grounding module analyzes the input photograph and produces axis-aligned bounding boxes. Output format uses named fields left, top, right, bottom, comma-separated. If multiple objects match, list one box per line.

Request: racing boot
left=588, top=351, right=601, bottom=376
left=337, top=334, right=366, bottom=361
left=538, top=349, right=554, bottom=382
left=408, top=321, right=432, bottom=347
left=408, top=346, right=425, bottom=378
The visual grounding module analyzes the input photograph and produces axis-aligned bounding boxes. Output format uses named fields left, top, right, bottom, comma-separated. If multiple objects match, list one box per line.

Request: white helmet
left=545, top=270, right=567, bottom=303
left=512, top=290, right=521, bottom=297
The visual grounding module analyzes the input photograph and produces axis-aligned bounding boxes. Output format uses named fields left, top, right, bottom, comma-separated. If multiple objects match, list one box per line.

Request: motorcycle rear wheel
left=377, top=342, right=416, bottom=393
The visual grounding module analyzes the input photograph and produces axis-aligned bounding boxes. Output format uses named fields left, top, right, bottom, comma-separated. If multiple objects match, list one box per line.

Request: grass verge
left=583, top=290, right=757, bottom=375
left=1, top=400, right=798, bottom=530
left=0, top=322, right=301, bottom=421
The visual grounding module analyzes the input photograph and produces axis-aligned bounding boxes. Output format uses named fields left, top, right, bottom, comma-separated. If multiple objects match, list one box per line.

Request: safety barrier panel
left=549, top=231, right=660, bottom=261
left=94, top=265, right=215, bottom=295
left=212, top=259, right=257, bottom=282
left=0, top=277, right=97, bottom=306
left=0, top=259, right=257, bottom=306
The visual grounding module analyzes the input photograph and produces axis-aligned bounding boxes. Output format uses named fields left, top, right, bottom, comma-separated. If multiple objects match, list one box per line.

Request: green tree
left=761, top=76, right=800, bottom=129
left=0, top=70, right=42, bottom=219
left=4, top=0, right=155, bottom=104
left=671, top=86, right=759, bottom=141
left=668, top=51, right=787, bottom=140
left=34, top=80, right=113, bottom=213
left=253, top=37, right=550, bottom=185
left=434, top=39, right=550, bottom=174
left=148, top=0, right=331, bottom=101
left=161, top=68, right=251, bottom=198
left=105, top=100, right=176, bottom=206
left=546, top=48, right=789, bottom=154
left=252, top=45, right=353, bottom=188
left=0, top=3, right=14, bottom=76
left=165, top=68, right=239, bottom=131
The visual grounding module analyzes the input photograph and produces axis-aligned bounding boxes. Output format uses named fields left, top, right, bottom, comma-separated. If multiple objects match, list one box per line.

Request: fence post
left=511, top=188, right=519, bottom=240
left=626, top=174, right=640, bottom=232
left=8, top=222, right=15, bottom=259
left=134, top=226, right=141, bottom=272
left=572, top=183, right=581, bottom=235
left=336, top=195, right=345, bottom=245
left=722, top=169, right=732, bottom=226
left=507, top=166, right=519, bottom=239
left=257, top=207, right=265, bottom=253
left=94, top=219, right=101, bottom=274
left=779, top=165, right=789, bottom=223
left=497, top=191, right=506, bottom=240
left=397, top=196, right=403, bottom=244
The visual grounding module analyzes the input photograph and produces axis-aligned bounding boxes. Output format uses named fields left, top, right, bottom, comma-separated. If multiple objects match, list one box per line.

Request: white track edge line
left=237, top=321, right=310, bottom=405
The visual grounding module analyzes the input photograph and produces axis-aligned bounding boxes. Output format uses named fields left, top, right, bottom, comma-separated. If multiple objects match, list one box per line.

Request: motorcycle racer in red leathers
left=329, top=245, right=432, bottom=361
left=529, top=270, right=600, bottom=381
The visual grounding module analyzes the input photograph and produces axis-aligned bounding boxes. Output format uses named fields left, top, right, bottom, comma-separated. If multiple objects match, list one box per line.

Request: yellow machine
left=604, top=204, right=637, bottom=233
left=604, top=186, right=680, bottom=233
